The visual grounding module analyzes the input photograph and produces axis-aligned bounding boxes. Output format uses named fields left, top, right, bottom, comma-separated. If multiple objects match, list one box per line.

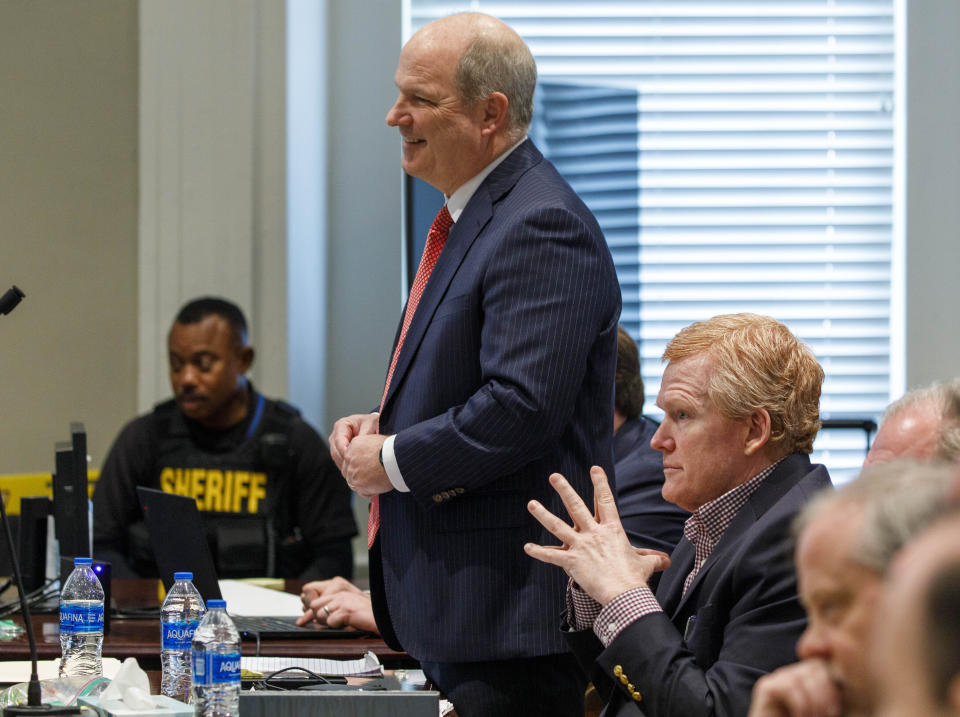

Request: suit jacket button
left=432, top=494, right=443, bottom=503
left=455, top=487, right=465, bottom=494
left=632, top=690, right=642, bottom=703
left=613, top=665, right=623, bottom=677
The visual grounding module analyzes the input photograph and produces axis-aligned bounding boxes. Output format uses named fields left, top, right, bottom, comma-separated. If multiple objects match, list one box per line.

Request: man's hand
left=747, top=659, right=843, bottom=717
left=329, top=413, right=380, bottom=471
left=341, top=433, right=391, bottom=498
left=299, top=576, right=363, bottom=610
left=296, top=576, right=378, bottom=633
left=523, top=466, right=671, bottom=606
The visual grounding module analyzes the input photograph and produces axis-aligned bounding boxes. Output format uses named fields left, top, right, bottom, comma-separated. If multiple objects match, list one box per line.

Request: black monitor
left=52, top=422, right=90, bottom=562
left=18, top=496, right=51, bottom=591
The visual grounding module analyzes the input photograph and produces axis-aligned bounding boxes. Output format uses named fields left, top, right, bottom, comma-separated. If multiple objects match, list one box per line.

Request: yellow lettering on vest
left=158, top=467, right=266, bottom=514
left=205, top=470, right=223, bottom=511
left=190, top=468, right=206, bottom=509
left=174, top=468, right=189, bottom=496
left=223, top=471, right=233, bottom=511
left=233, top=472, right=249, bottom=512
left=248, top=473, right=266, bottom=513
left=160, top=468, right=175, bottom=493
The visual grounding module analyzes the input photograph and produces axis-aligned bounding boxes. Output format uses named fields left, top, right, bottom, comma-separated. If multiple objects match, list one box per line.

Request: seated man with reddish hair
left=527, top=313, right=831, bottom=716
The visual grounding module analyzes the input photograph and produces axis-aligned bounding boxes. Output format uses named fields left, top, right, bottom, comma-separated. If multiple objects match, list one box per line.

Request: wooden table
left=0, top=579, right=415, bottom=670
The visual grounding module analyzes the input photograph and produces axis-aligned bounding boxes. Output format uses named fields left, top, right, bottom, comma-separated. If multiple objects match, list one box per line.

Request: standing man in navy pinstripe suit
left=329, top=12, right=621, bottom=717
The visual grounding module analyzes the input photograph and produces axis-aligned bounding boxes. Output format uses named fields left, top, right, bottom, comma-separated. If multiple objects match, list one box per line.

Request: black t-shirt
left=92, top=388, right=357, bottom=579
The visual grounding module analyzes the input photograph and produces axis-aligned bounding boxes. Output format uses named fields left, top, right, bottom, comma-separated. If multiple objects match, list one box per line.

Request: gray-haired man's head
left=865, top=379, right=960, bottom=466
left=789, top=460, right=957, bottom=715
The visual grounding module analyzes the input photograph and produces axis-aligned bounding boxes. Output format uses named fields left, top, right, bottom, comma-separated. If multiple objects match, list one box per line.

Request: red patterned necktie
left=368, top=204, right=454, bottom=548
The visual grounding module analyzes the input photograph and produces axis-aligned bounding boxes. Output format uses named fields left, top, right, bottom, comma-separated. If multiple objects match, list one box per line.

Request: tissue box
left=78, top=694, right=194, bottom=716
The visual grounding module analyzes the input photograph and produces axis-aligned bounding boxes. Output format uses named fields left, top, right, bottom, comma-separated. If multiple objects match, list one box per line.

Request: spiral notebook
left=136, top=486, right=369, bottom=640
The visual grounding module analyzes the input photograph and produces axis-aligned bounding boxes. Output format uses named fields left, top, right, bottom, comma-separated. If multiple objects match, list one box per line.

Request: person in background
left=872, top=507, right=960, bottom=717
left=864, top=378, right=960, bottom=465
left=328, top=12, right=621, bottom=716
left=93, top=297, right=357, bottom=579
left=747, top=460, right=955, bottom=717
left=612, top=325, right=689, bottom=558
left=526, top=313, right=831, bottom=717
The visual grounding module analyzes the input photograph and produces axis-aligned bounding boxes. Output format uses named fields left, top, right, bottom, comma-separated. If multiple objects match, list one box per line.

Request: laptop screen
left=136, top=486, right=223, bottom=602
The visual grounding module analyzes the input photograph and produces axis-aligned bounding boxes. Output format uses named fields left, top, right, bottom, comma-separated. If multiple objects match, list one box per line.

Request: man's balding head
left=386, top=13, right=536, bottom=194
left=865, top=379, right=960, bottom=465
left=408, top=13, right=536, bottom=141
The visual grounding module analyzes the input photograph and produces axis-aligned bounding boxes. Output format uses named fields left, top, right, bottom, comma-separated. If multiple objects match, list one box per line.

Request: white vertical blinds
left=408, top=1, right=897, bottom=480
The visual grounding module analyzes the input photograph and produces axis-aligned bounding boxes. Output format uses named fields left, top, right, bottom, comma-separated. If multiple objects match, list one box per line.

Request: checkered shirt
left=567, top=458, right=784, bottom=647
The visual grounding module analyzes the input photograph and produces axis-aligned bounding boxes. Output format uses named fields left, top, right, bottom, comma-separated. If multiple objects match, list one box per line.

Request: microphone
left=0, top=287, right=82, bottom=715
left=0, top=286, right=24, bottom=315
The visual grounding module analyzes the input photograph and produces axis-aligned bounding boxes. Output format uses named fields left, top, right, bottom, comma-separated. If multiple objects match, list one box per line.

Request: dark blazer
left=370, top=139, right=622, bottom=663
left=614, top=416, right=689, bottom=555
left=567, top=452, right=832, bottom=717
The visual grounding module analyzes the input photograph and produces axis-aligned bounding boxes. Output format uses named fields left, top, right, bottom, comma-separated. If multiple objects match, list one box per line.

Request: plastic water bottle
left=58, top=557, right=104, bottom=678
left=191, top=599, right=240, bottom=717
left=161, top=571, right=206, bottom=702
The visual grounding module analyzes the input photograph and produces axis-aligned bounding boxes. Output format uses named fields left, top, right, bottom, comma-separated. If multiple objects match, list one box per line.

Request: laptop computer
left=136, top=486, right=368, bottom=640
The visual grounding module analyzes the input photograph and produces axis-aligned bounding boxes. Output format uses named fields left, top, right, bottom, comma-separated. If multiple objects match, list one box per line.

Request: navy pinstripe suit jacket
left=370, top=139, right=622, bottom=663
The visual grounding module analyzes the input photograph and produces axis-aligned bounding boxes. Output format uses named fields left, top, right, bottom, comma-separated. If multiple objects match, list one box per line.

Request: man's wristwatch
left=378, top=444, right=384, bottom=467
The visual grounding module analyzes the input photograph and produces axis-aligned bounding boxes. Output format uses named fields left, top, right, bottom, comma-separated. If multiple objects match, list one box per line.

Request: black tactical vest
left=135, top=394, right=308, bottom=577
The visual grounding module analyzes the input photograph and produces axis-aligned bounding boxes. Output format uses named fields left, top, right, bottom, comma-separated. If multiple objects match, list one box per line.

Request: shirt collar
left=683, top=457, right=786, bottom=548
left=445, top=137, right=527, bottom=222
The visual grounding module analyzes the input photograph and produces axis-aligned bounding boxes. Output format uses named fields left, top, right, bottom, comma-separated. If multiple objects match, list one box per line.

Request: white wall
left=138, top=0, right=288, bottom=414
left=138, top=0, right=403, bottom=437
left=0, top=1, right=138, bottom=474
left=904, top=1, right=960, bottom=390
left=323, top=0, right=404, bottom=429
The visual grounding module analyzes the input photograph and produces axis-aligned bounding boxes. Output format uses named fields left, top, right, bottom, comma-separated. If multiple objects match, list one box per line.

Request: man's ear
left=479, top=92, right=509, bottom=136
left=239, top=345, right=255, bottom=374
left=744, top=407, right=772, bottom=456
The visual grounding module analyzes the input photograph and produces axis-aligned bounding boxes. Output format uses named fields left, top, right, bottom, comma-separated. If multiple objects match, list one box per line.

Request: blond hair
left=663, top=313, right=824, bottom=455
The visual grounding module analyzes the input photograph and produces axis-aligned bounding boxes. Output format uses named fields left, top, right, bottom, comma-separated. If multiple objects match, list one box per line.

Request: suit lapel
left=664, top=454, right=809, bottom=618
left=380, top=140, right=543, bottom=414
left=656, top=538, right=694, bottom=616
left=668, top=504, right=757, bottom=618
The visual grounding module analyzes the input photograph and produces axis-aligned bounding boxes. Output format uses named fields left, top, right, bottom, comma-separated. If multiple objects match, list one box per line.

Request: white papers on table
left=241, top=651, right=383, bottom=678
left=218, top=579, right=303, bottom=617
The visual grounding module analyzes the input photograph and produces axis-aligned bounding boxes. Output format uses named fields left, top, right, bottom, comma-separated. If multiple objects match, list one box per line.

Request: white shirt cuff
left=381, top=434, right=409, bottom=492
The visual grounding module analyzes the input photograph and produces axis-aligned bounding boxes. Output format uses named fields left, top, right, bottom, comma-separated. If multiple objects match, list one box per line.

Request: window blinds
left=408, top=1, right=897, bottom=480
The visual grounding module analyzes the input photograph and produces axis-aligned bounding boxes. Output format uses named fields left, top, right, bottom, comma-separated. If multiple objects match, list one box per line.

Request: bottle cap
left=173, top=572, right=194, bottom=580
left=207, top=599, right=227, bottom=609
left=74, top=557, right=92, bottom=566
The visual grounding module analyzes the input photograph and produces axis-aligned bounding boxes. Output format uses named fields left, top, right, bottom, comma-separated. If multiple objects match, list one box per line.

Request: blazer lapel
left=656, top=538, right=694, bottom=616
left=664, top=454, right=809, bottom=618
left=668, top=506, right=756, bottom=618
left=381, top=141, right=545, bottom=414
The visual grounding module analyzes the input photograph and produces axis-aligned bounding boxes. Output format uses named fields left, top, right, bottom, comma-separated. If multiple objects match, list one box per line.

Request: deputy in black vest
left=92, top=297, right=357, bottom=579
